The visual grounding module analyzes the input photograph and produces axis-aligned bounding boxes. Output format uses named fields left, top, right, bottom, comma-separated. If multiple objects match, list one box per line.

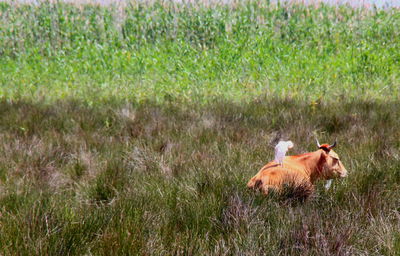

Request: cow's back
left=247, top=157, right=311, bottom=194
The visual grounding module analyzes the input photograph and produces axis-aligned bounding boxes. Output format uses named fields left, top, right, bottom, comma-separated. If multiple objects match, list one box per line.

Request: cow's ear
left=329, top=151, right=339, bottom=159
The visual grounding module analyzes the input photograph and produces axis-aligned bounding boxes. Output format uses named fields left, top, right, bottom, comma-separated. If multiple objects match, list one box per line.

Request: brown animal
left=247, top=141, right=347, bottom=196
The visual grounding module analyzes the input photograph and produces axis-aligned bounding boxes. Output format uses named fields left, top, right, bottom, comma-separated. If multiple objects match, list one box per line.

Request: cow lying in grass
left=247, top=141, right=347, bottom=198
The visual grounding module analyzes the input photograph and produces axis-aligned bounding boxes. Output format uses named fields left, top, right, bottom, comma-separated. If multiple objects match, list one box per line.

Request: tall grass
left=0, top=98, right=399, bottom=254
left=0, top=1, right=399, bottom=103
left=0, top=1, right=399, bottom=254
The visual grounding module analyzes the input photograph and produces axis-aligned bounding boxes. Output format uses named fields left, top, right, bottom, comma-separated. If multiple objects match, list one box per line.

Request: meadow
left=0, top=0, right=399, bottom=103
left=0, top=1, right=399, bottom=255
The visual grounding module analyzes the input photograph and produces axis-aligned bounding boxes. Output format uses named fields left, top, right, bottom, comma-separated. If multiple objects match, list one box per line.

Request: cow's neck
left=292, top=150, right=325, bottom=183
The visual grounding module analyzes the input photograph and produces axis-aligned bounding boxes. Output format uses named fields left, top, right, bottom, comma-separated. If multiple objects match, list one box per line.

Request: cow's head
left=316, top=139, right=348, bottom=179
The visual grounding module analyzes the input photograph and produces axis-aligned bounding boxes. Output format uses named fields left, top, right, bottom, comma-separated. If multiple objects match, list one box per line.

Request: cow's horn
left=316, top=138, right=321, bottom=148
left=328, top=139, right=337, bottom=149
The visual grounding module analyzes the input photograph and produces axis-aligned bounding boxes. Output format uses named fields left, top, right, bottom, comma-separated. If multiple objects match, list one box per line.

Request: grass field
left=1, top=0, right=399, bottom=103
left=0, top=1, right=399, bottom=255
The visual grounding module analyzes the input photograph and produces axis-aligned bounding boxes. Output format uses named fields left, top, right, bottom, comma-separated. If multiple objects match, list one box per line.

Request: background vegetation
left=0, top=1, right=399, bottom=255
left=0, top=0, right=399, bottom=103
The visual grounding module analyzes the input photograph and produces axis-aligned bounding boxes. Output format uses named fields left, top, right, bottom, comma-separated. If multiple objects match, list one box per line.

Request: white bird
left=274, top=140, right=294, bottom=166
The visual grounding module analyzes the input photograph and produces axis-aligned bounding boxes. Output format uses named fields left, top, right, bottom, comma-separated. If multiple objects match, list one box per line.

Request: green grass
left=0, top=1, right=399, bottom=255
left=0, top=98, right=399, bottom=255
left=0, top=1, right=399, bottom=103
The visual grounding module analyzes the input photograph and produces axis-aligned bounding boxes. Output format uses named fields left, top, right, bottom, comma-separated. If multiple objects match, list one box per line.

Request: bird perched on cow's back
left=274, top=140, right=294, bottom=166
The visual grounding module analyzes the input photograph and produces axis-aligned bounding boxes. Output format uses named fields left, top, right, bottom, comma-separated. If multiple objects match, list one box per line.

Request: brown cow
left=247, top=141, right=347, bottom=196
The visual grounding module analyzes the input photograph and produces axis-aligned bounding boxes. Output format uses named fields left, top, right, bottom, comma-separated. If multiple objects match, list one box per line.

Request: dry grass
left=0, top=98, right=398, bottom=255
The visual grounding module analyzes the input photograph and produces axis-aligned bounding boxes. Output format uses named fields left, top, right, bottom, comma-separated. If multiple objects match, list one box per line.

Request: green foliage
left=0, top=1, right=399, bottom=103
